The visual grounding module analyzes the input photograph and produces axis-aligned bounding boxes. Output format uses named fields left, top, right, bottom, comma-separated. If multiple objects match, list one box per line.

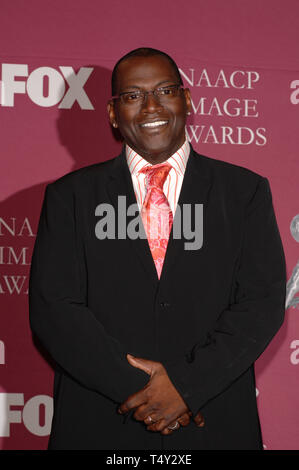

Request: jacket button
left=160, top=302, right=171, bottom=308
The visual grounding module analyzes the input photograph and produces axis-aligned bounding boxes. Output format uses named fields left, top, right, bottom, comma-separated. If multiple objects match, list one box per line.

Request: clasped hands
left=118, top=354, right=204, bottom=435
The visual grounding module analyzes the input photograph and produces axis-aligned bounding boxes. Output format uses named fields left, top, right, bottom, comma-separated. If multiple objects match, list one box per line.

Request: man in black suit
left=29, top=48, right=286, bottom=450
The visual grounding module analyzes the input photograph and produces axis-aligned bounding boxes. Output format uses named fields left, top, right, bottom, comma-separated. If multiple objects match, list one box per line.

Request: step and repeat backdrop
left=0, top=0, right=299, bottom=450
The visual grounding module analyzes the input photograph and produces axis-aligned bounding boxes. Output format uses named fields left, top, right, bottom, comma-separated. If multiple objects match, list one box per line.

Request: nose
left=141, top=91, right=163, bottom=113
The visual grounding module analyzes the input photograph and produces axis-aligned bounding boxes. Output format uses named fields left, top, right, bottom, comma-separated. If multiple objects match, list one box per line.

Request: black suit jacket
left=29, top=146, right=286, bottom=450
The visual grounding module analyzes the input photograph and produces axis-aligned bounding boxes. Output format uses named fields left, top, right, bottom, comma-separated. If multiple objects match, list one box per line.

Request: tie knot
left=140, top=162, right=172, bottom=190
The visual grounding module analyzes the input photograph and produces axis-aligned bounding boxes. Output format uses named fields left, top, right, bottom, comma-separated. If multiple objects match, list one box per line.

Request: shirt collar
left=126, top=138, right=190, bottom=177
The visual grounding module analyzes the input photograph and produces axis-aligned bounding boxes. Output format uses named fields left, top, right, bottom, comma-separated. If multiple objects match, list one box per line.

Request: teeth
left=141, top=121, right=168, bottom=128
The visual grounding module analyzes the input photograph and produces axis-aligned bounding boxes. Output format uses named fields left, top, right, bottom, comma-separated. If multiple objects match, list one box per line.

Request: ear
left=107, top=100, right=118, bottom=128
left=183, top=88, right=192, bottom=115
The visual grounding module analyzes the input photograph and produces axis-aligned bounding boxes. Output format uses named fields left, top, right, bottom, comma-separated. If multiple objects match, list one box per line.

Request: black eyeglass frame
left=111, top=84, right=184, bottom=104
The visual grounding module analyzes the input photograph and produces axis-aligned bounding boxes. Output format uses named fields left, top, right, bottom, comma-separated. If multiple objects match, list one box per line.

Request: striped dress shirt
left=125, top=139, right=190, bottom=215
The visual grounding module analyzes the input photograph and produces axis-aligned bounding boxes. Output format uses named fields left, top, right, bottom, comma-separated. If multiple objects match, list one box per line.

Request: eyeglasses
left=112, top=84, right=184, bottom=105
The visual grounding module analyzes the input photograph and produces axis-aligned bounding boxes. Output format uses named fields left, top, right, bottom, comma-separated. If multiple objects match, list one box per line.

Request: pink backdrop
left=0, top=0, right=298, bottom=450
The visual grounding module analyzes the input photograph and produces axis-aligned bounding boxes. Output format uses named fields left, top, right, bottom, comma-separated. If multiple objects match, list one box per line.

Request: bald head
left=111, top=47, right=183, bottom=96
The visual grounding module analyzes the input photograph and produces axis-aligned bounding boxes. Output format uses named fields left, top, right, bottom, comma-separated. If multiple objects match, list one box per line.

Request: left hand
left=118, top=354, right=189, bottom=434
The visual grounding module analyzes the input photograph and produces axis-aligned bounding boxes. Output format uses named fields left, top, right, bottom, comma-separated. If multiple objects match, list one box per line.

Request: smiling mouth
left=140, top=120, right=169, bottom=129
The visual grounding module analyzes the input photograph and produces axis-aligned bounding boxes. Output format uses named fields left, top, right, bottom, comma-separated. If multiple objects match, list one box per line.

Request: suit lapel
left=105, top=146, right=213, bottom=285
left=159, top=147, right=213, bottom=282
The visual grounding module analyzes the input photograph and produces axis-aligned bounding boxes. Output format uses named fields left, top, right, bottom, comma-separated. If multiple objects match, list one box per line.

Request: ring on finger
left=147, top=416, right=156, bottom=424
left=168, top=421, right=179, bottom=431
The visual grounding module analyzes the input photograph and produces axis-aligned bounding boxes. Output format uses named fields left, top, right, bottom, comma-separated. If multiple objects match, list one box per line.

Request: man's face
left=108, top=55, right=191, bottom=164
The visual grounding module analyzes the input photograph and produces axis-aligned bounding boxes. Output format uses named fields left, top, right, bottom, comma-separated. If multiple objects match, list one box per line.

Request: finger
left=177, top=412, right=191, bottom=427
left=147, top=418, right=168, bottom=433
left=147, top=408, right=187, bottom=432
left=133, top=405, right=154, bottom=422
left=143, top=414, right=160, bottom=425
left=145, top=411, right=165, bottom=430
left=161, top=427, right=174, bottom=436
left=126, top=355, right=154, bottom=375
left=193, top=412, right=205, bottom=427
left=160, top=412, right=190, bottom=434
left=166, top=420, right=180, bottom=432
left=118, top=391, right=147, bottom=415
left=161, top=415, right=186, bottom=435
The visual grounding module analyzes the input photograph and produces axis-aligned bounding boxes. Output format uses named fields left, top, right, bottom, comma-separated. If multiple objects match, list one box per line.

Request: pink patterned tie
left=140, top=163, right=173, bottom=278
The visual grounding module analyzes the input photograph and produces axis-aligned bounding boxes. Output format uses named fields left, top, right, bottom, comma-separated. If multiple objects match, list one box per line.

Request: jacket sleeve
left=163, top=176, right=286, bottom=415
left=29, top=182, right=149, bottom=403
